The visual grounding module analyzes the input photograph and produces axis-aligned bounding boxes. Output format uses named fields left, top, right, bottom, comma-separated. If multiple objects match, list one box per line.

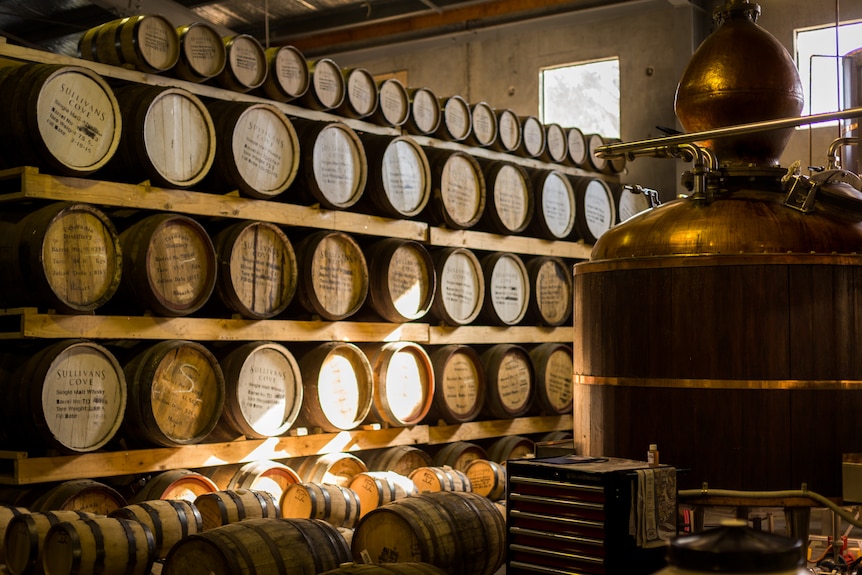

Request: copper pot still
left=674, top=0, right=804, bottom=167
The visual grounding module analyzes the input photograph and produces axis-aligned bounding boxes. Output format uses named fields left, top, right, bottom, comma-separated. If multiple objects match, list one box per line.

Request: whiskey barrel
left=293, top=230, right=369, bottom=321
left=122, top=340, right=226, bottom=447
left=260, top=45, right=310, bottom=102
left=432, top=442, right=488, bottom=472
left=280, top=483, right=361, bottom=529
left=194, top=489, right=280, bottom=531
left=348, top=471, right=417, bottom=518
left=543, top=123, right=569, bottom=164
left=525, top=256, right=573, bottom=327
left=295, top=453, right=369, bottom=487
left=108, top=83, right=216, bottom=189
left=351, top=492, right=505, bottom=575
left=4, top=510, right=98, bottom=575
left=163, top=518, right=351, bottom=575
left=41, top=517, right=155, bottom=575
left=211, top=220, right=297, bottom=320
left=464, top=459, right=506, bottom=500
left=302, top=58, right=346, bottom=111
left=360, top=446, right=433, bottom=477
left=492, top=108, right=521, bottom=154
left=571, top=175, right=617, bottom=244
left=217, top=34, right=267, bottom=92
left=617, top=183, right=658, bottom=222
left=566, top=127, right=588, bottom=167
left=360, top=134, right=432, bottom=219
left=429, top=247, right=485, bottom=326
left=518, top=116, right=546, bottom=159
left=291, top=119, right=368, bottom=210
left=2, top=339, right=126, bottom=454
left=0, top=202, right=122, bottom=313
left=320, top=563, right=447, bottom=575
left=109, top=500, right=202, bottom=559
left=78, top=15, right=180, bottom=74
left=172, top=22, right=227, bottom=83
left=408, top=466, right=471, bottom=494
left=478, top=160, right=534, bottom=235
left=530, top=169, right=577, bottom=241
left=130, top=470, right=218, bottom=504
left=585, top=132, right=611, bottom=173
left=373, top=78, right=410, bottom=127
left=425, top=149, right=486, bottom=230
left=426, top=345, right=485, bottom=424
left=434, top=95, right=472, bottom=142
left=204, top=100, right=300, bottom=199
left=480, top=252, right=530, bottom=326
left=364, top=238, right=436, bottom=323
left=338, top=67, right=379, bottom=119
left=480, top=344, right=534, bottom=419
left=486, top=435, right=535, bottom=463
left=212, top=341, right=303, bottom=439
left=296, top=343, right=374, bottom=432
left=405, top=87, right=441, bottom=136
left=30, top=480, right=126, bottom=515
left=466, top=102, right=497, bottom=148
left=0, top=506, right=30, bottom=564
left=116, top=213, right=217, bottom=317
left=0, top=63, right=121, bottom=176
left=362, top=342, right=435, bottom=427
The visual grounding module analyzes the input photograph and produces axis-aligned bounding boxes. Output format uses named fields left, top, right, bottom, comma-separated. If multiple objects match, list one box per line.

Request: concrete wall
left=329, top=0, right=862, bottom=200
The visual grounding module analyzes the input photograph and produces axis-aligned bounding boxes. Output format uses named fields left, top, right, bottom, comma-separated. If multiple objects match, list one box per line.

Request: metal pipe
left=595, top=105, right=862, bottom=158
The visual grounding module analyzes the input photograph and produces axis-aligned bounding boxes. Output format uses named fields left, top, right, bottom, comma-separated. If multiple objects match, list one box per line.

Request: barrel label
left=544, top=349, right=573, bottom=411
left=493, top=164, right=529, bottom=232
left=412, top=90, right=438, bottom=133
left=317, top=353, right=363, bottom=429
left=147, top=92, right=212, bottom=183
left=312, top=126, right=361, bottom=206
left=347, top=71, right=376, bottom=116
left=148, top=221, right=209, bottom=306
left=440, top=252, right=481, bottom=323
left=379, top=81, right=408, bottom=125
left=311, top=235, right=365, bottom=317
left=236, top=347, right=299, bottom=436
left=183, top=25, right=223, bottom=77
left=228, top=37, right=263, bottom=87
left=496, top=351, right=531, bottom=411
left=541, top=172, right=574, bottom=238
left=43, top=211, right=117, bottom=308
left=37, top=71, right=116, bottom=170
left=230, top=224, right=293, bottom=315
left=234, top=107, right=294, bottom=193
left=440, top=155, right=482, bottom=227
left=388, top=245, right=431, bottom=319
left=151, top=346, right=220, bottom=439
left=489, top=255, right=527, bottom=324
left=312, top=61, right=343, bottom=109
left=535, top=259, right=568, bottom=325
left=583, top=180, right=614, bottom=240
left=522, top=118, right=544, bottom=156
left=382, top=140, right=425, bottom=214
left=497, top=112, right=519, bottom=151
left=443, top=98, right=470, bottom=140
left=274, top=48, right=307, bottom=96
left=472, top=104, right=495, bottom=145
left=440, top=352, right=480, bottom=416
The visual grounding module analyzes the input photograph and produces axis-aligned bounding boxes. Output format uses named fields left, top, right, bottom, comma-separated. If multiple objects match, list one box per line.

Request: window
left=539, top=57, right=620, bottom=138
left=795, top=21, right=862, bottom=123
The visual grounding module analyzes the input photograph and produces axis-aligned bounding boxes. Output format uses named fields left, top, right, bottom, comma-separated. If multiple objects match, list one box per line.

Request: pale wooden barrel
left=163, top=518, right=351, bottom=575
left=525, top=256, right=573, bottom=327
left=530, top=169, right=577, bottom=241
left=571, top=175, right=617, bottom=244
left=351, top=491, right=505, bottom=575
left=543, top=123, right=569, bottom=164
left=405, top=87, right=441, bottom=136
left=2, top=339, right=126, bottom=454
left=280, top=483, right=361, bottom=529
left=78, top=15, right=180, bottom=74
left=425, top=149, right=486, bottom=230
left=529, top=343, right=574, bottom=416
left=172, top=22, right=227, bottom=82
left=338, top=67, right=379, bottom=119
left=260, top=45, right=310, bottom=102
left=480, top=252, right=531, bottom=326
left=432, top=442, right=488, bottom=472
left=362, top=342, right=435, bottom=427
left=618, top=183, right=656, bottom=222
left=302, top=58, right=346, bottom=111
left=425, top=345, right=485, bottom=424
left=518, top=115, right=546, bottom=159
left=204, top=100, right=300, bottom=199
left=295, top=453, right=369, bottom=488
left=486, top=435, right=535, bottom=464
left=466, top=101, right=497, bottom=148
left=480, top=344, right=534, bottom=419
left=122, top=340, right=226, bottom=447
left=364, top=238, right=436, bottom=323
left=292, top=119, right=368, bottom=210
left=41, top=517, right=155, bottom=575
left=211, top=341, right=303, bottom=439
left=585, top=132, right=611, bottom=173
left=130, top=470, right=218, bottom=504
left=360, top=134, right=432, bottom=219
left=108, top=84, right=216, bottom=189
left=373, top=78, right=410, bottom=127
left=217, top=34, right=267, bottom=92
left=408, top=466, right=471, bottom=494
left=566, top=127, right=588, bottom=167
left=205, top=461, right=301, bottom=505
left=194, top=489, right=280, bottom=531
left=0, top=64, right=122, bottom=176
left=110, top=500, right=202, bottom=560
left=116, top=213, right=217, bottom=317
left=434, top=95, right=472, bottom=142
left=211, top=220, right=297, bottom=320
left=348, top=471, right=418, bottom=518
left=0, top=506, right=30, bottom=564
left=293, top=231, right=369, bottom=321
left=428, top=247, right=485, bottom=326
left=492, top=108, right=521, bottom=154
left=0, top=202, right=122, bottom=313
left=464, top=459, right=506, bottom=500
left=30, top=480, right=126, bottom=515
left=319, top=563, right=447, bottom=575
left=478, top=160, right=534, bottom=235
left=296, top=343, right=374, bottom=432
left=360, top=446, right=433, bottom=477
left=3, top=510, right=97, bottom=575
